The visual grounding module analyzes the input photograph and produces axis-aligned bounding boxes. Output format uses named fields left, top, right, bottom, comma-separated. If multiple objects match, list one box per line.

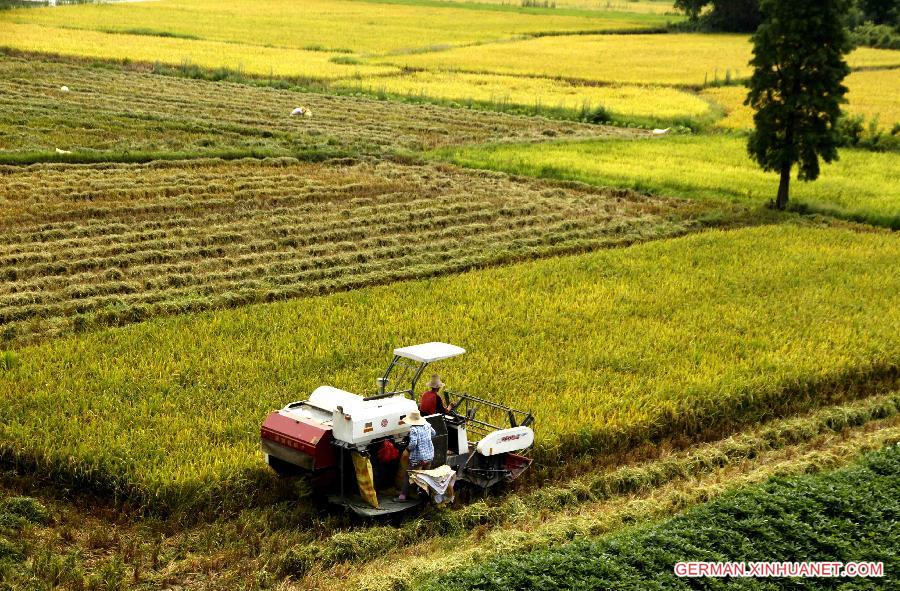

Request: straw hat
left=426, top=374, right=444, bottom=389
left=407, top=410, right=427, bottom=426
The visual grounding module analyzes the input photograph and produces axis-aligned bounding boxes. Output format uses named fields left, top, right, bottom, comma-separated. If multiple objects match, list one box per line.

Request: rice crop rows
left=441, top=135, right=900, bottom=228
left=704, top=69, right=900, bottom=131
left=337, top=71, right=714, bottom=123
left=377, top=33, right=900, bottom=86
left=0, top=58, right=624, bottom=159
left=0, top=225, right=897, bottom=514
left=0, top=0, right=671, bottom=55
left=0, top=157, right=704, bottom=345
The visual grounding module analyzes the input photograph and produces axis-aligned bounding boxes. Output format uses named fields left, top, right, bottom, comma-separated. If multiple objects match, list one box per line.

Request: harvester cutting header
left=261, top=343, right=535, bottom=516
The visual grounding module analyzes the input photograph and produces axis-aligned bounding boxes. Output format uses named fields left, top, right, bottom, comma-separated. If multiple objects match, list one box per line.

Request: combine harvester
left=261, top=343, right=535, bottom=516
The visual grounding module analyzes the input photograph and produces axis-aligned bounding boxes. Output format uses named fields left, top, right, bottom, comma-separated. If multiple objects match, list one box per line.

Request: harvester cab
left=260, top=342, right=535, bottom=517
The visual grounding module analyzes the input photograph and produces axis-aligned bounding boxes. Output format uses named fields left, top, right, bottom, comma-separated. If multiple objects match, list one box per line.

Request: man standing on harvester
left=395, top=410, right=435, bottom=501
left=418, top=374, right=447, bottom=415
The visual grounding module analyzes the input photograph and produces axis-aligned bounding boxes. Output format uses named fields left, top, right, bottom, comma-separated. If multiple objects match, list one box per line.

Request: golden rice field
left=439, top=0, right=680, bottom=14
left=846, top=69, right=900, bottom=129
left=443, top=135, right=900, bottom=228
left=0, top=58, right=618, bottom=159
left=1, top=225, right=897, bottom=513
left=379, top=33, right=900, bottom=85
left=0, top=23, right=399, bottom=81
left=704, top=69, right=900, bottom=131
left=337, top=71, right=713, bottom=120
left=0, top=158, right=709, bottom=345
left=699, top=86, right=754, bottom=130
left=0, top=0, right=671, bottom=55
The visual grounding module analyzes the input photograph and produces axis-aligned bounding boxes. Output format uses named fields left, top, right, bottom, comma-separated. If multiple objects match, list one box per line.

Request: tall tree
left=745, top=0, right=852, bottom=209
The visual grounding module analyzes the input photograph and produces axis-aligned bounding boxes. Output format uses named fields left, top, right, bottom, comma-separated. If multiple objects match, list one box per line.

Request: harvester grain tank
left=260, top=342, right=534, bottom=516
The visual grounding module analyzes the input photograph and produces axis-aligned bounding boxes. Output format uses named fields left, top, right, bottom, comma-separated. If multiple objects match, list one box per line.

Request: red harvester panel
left=261, top=412, right=335, bottom=470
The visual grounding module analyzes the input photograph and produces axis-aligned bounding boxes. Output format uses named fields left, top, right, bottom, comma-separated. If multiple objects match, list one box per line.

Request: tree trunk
left=776, top=163, right=791, bottom=210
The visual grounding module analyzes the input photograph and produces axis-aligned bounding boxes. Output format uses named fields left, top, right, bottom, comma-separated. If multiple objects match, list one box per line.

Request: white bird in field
left=60, top=85, right=69, bottom=92
left=55, top=148, right=72, bottom=154
left=291, top=106, right=312, bottom=117
left=652, top=128, right=671, bottom=135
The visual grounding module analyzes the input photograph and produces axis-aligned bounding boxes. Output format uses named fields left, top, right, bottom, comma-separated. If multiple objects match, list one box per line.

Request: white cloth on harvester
left=409, top=464, right=456, bottom=505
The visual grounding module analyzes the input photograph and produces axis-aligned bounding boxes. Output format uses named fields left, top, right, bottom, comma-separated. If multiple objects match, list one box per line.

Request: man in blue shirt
left=395, top=410, right=436, bottom=501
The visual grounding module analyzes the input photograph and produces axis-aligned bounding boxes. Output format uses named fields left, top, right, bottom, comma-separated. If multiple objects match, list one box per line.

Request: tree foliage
left=860, top=0, right=900, bottom=26
left=746, top=0, right=852, bottom=209
left=673, top=0, right=761, bottom=32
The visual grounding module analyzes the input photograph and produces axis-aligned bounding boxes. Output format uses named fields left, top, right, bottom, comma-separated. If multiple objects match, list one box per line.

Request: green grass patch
left=0, top=225, right=897, bottom=514
left=438, top=134, right=900, bottom=229
left=117, top=27, right=202, bottom=40
left=420, top=443, right=900, bottom=590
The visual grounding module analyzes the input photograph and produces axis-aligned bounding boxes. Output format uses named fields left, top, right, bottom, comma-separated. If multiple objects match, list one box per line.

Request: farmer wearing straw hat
left=394, top=409, right=436, bottom=501
left=419, top=374, right=447, bottom=416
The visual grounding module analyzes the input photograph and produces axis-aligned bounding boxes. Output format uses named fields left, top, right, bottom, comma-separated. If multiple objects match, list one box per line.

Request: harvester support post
left=410, top=362, right=429, bottom=394
left=380, top=355, right=400, bottom=393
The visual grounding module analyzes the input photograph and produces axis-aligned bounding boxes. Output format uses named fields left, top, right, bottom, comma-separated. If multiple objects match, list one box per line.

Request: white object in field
left=394, top=342, right=466, bottom=364
left=652, top=128, right=671, bottom=135
left=59, top=85, right=69, bottom=92
left=291, top=106, right=312, bottom=117
left=409, top=464, right=456, bottom=504
left=476, top=425, right=534, bottom=456
left=312, top=386, right=418, bottom=445
left=55, top=148, right=72, bottom=154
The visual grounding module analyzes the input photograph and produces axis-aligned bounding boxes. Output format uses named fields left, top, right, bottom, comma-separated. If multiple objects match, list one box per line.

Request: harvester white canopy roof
left=393, top=342, right=465, bottom=363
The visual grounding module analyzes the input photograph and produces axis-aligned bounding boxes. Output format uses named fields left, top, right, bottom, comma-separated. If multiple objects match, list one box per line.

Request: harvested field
left=0, top=57, right=625, bottom=160
left=0, top=225, right=897, bottom=515
left=0, top=157, right=708, bottom=345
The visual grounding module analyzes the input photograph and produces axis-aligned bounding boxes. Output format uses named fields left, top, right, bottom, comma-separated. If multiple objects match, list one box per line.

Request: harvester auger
left=260, top=343, right=535, bottom=516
